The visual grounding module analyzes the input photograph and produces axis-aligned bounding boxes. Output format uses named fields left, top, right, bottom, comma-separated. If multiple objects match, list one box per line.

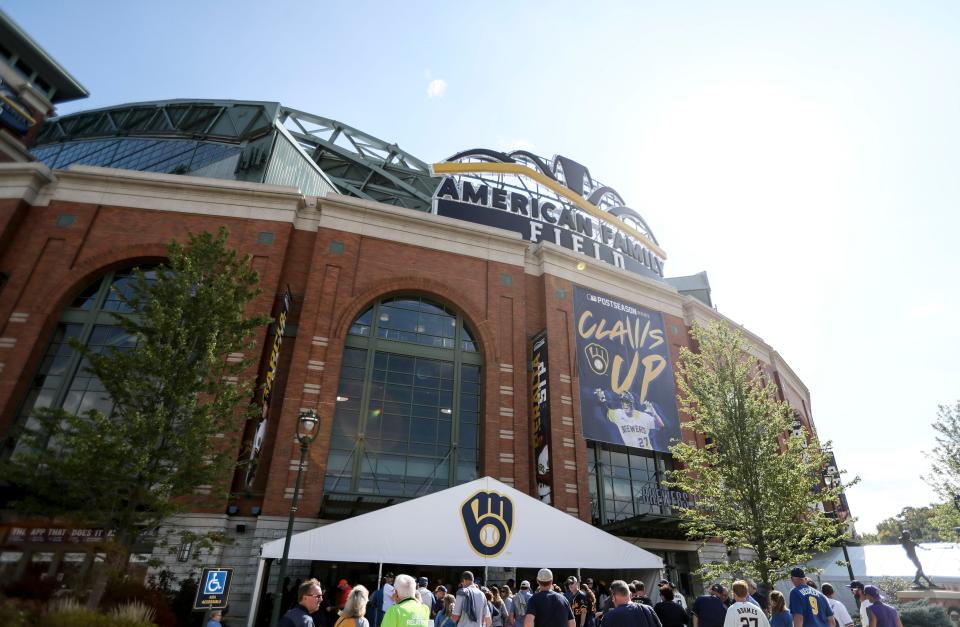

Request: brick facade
left=0, top=164, right=820, bottom=623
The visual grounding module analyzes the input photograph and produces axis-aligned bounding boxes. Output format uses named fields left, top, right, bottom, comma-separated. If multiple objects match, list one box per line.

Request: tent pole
left=577, top=568, right=581, bottom=583
left=378, top=562, right=383, bottom=585
left=484, top=565, right=488, bottom=586
left=247, top=558, right=267, bottom=627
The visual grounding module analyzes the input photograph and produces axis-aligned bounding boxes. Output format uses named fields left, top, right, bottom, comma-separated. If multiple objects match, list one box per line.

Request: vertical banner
left=573, top=286, right=681, bottom=453
left=530, top=331, right=552, bottom=503
left=245, top=287, right=292, bottom=488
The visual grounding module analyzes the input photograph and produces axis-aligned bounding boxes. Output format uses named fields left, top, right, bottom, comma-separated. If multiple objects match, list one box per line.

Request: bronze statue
left=899, top=531, right=940, bottom=588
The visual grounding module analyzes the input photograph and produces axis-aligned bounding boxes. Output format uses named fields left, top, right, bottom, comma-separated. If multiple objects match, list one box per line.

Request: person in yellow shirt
left=383, top=574, right=430, bottom=627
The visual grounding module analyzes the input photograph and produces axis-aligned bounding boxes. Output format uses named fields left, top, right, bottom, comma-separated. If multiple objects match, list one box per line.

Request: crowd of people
left=274, top=566, right=901, bottom=627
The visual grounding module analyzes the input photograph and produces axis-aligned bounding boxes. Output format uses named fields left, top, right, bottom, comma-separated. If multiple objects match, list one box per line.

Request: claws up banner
left=573, top=287, right=681, bottom=453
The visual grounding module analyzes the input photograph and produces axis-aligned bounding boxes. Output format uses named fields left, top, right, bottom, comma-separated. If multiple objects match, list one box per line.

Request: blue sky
left=7, top=0, right=960, bottom=533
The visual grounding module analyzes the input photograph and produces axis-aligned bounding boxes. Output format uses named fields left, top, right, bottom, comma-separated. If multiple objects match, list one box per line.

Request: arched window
left=12, top=267, right=154, bottom=430
left=322, top=296, right=481, bottom=510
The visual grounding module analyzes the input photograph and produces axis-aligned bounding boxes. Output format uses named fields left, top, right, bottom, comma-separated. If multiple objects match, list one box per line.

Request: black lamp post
left=823, top=461, right=856, bottom=585
left=269, top=409, right=319, bottom=627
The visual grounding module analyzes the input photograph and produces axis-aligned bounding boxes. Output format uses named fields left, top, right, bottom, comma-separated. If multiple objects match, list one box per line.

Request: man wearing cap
left=863, top=586, right=902, bottom=627
left=511, top=580, right=532, bottom=626
left=454, top=571, right=491, bottom=627
left=524, top=568, right=575, bottom=627
left=600, top=579, right=662, bottom=627
left=565, top=576, right=579, bottom=604
left=692, top=584, right=726, bottom=627
left=417, top=578, right=433, bottom=608
left=788, top=568, right=834, bottom=627
left=820, top=584, right=852, bottom=627
left=337, top=579, right=354, bottom=612
left=434, top=586, right=449, bottom=618
left=723, top=581, right=770, bottom=627
left=847, top=581, right=870, bottom=627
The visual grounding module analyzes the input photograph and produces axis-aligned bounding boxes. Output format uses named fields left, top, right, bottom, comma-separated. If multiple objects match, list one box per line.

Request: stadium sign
left=431, top=151, right=666, bottom=279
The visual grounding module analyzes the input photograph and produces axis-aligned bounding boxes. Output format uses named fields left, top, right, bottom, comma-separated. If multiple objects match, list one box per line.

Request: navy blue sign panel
left=434, top=197, right=662, bottom=281
left=194, top=567, right=233, bottom=610
left=573, top=286, right=681, bottom=453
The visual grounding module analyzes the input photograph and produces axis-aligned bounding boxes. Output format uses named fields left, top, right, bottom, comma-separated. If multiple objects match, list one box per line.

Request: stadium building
left=0, top=12, right=848, bottom=625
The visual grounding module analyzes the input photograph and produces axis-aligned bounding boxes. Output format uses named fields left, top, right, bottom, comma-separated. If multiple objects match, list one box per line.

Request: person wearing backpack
left=453, top=571, right=491, bottom=627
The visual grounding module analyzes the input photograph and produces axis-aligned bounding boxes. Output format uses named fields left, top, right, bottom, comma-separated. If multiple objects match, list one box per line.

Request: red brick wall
left=0, top=192, right=712, bottom=523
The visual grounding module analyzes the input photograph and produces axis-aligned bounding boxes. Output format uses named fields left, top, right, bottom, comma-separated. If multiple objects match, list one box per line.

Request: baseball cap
left=537, top=568, right=554, bottom=583
left=566, top=576, right=578, bottom=585
left=585, top=578, right=594, bottom=585
left=418, top=577, right=428, bottom=586
left=437, top=585, right=447, bottom=593
left=384, top=572, right=394, bottom=579
left=710, top=584, right=725, bottom=594
left=863, top=585, right=882, bottom=599
left=790, top=567, right=805, bottom=578
left=658, top=579, right=671, bottom=586
left=338, top=579, right=348, bottom=587
left=520, top=580, right=531, bottom=589
left=847, top=580, right=864, bottom=590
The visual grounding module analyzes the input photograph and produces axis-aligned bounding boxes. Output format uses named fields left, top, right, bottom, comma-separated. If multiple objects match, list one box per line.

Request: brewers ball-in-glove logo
left=461, top=490, right=514, bottom=557
left=584, top=343, right=609, bottom=375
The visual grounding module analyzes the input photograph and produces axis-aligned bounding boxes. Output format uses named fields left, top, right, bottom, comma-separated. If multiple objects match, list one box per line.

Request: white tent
left=261, top=476, right=662, bottom=568
left=248, top=477, right=663, bottom=625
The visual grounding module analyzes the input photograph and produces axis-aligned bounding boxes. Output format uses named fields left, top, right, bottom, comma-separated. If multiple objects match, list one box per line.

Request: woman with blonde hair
left=435, top=593, right=456, bottom=627
left=336, top=585, right=371, bottom=627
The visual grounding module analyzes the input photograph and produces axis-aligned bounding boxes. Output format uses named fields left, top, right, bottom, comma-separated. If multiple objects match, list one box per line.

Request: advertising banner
left=245, top=287, right=292, bottom=488
left=530, top=331, right=552, bottom=503
left=573, top=286, right=680, bottom=453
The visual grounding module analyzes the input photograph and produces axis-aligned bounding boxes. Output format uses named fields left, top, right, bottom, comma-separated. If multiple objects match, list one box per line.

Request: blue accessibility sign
left=193, top=567, right=233, bottom=610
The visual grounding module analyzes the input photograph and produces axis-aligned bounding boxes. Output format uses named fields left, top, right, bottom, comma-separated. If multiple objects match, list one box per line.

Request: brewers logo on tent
left=461, top=490, right=514, bottom=557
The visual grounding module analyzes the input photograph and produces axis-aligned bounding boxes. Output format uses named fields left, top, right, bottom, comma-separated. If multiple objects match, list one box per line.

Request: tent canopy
left=261, top=477, right=663, bottom=570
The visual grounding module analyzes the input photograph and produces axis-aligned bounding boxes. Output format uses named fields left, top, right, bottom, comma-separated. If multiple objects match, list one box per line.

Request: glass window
left=325, top=295, right=481, bottom=510
left=588, top=441, right=681, bottom=526
left=11, top=268, right=152, bottom=439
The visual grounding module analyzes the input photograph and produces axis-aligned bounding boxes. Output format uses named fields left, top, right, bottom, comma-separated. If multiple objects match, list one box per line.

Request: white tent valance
left=260, top=476, right=663, bottom=569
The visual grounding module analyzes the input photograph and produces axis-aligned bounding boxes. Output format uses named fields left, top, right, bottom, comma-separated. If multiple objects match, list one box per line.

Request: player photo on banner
left=573, top=286, right=681, bottom=453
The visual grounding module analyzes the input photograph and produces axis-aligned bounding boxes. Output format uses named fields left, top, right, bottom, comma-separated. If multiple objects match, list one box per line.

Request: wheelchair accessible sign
left=193, top=567, right=233, bottom=610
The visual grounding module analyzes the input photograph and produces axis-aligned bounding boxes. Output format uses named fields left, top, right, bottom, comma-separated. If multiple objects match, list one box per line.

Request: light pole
left=269, top=409, right=319, bottom=627
left=823, top=461, right=856, bottom=585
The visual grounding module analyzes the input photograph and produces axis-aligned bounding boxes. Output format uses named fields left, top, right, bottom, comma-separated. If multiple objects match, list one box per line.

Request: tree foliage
left=664, top=322, right=855, bottom=591
left=925, top=401, right=960, bottom=529
left=860, top=506, right=943, bottom=544
left=1, top=228, right=268, bottom=605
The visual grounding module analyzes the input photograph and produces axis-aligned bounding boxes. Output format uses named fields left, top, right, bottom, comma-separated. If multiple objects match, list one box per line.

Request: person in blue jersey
left=524, top=569, right=575, bottom=627
left=600, top=580, right=662, bottom=627
left=692, top=584, right=727, bottom=627
left=788, top=568, right=835, bottom=627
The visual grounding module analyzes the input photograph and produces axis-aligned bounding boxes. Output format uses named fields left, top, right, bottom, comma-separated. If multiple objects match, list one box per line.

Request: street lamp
left=823, top=461, right=856, bottom=585
left=269, top=409, right=319, bottom=627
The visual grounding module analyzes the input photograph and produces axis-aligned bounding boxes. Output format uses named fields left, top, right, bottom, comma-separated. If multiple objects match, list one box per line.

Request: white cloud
left=426, top=79, right=447, bottom=99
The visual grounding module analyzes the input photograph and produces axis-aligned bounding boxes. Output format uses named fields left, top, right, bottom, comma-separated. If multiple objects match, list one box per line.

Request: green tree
left=664, top=322, right=855, bottom=592
left=925, top=401, right=960, bottom=537
left=1, top=228, right=268, bottom=607
left=863, top=505, right=942, bottom=544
